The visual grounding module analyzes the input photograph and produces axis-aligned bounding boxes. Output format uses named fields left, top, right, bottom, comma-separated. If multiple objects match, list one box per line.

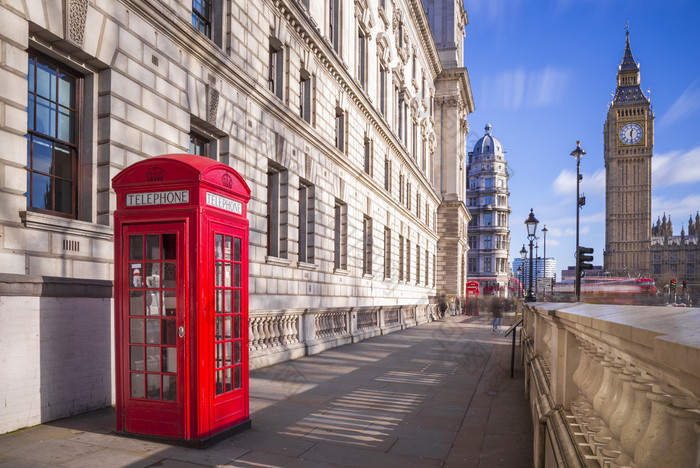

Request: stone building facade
left=0, top=0, right=473, bottom=433
left=466, top=124, right=511, bottom=296
left=603, top=30, right=653, bottom=277
left=650, top=213, right=700, bottom=293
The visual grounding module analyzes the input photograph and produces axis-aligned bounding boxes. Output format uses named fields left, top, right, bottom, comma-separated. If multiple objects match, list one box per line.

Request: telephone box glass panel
left=214, top=233, right=244, bottom=395
left=128, top=233, right=178, bottom=402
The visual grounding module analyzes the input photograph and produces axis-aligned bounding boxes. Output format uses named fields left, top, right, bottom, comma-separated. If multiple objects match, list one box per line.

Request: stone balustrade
left=249, top=304, right=438, bottom=370
left=521, top=302, right=700, bottom=468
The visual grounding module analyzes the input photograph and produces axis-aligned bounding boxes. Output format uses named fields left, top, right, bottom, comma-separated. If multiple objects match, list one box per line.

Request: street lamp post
left=525, top=209, right=539, bottom=302
left=520, top=245, right=527, bottom=299
left=535, top=241, right=539, bottom=296
left=516, top=266, right=522, bottom=298
left=571, top=141, right=586, bottom=302
left=542, top=225, right=548, bottom=297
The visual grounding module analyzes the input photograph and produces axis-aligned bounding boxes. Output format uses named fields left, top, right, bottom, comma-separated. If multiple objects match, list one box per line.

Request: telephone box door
left=120, top=223, right=187, bottom=438
left=209, top=220, right=249, bottom=433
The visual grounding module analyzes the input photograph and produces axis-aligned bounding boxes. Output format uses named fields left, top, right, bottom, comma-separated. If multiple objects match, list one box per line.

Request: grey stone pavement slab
left=0, top=315, right=533, bottom=467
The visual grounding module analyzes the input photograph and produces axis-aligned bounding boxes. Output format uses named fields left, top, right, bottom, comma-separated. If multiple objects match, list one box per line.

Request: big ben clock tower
left=603, top=28, right=653, bottom=277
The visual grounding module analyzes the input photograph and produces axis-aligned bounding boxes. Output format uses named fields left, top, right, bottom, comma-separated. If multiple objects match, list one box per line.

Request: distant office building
left=514, top=257, right=557, bottom=290
left=466, top=124, right=511, bottom=296
left=561, top=265, right=604, bottom=282
left=603, top=30, right=653, bottom=277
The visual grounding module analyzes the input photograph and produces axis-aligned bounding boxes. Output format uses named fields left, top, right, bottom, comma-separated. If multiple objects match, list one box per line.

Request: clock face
left=619, top=123, right=643, bottom=145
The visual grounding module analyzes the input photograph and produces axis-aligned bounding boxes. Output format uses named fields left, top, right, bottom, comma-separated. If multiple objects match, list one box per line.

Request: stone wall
left=521, top=302, right=700, bottom=467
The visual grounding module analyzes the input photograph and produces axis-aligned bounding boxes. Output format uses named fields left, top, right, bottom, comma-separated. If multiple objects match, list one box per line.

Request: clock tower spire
left=603, top=27, right=654, bottom=277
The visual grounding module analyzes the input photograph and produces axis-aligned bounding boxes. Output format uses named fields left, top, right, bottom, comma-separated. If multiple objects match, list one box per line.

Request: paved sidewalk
left=0, top=315, right=532, bottom=467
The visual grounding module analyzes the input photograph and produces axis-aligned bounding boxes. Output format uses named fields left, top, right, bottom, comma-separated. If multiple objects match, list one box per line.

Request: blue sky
left=462, top=0, right=700, bottom=277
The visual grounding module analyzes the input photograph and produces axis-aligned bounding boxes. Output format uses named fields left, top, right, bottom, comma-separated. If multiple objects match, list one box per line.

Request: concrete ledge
left=352, top=327, right=381, bottom=342
left=0, top=273, right=113, bottom=297
left=305, top=335, right=353, bottom=355
left=249, top=342, right=306, bottom=370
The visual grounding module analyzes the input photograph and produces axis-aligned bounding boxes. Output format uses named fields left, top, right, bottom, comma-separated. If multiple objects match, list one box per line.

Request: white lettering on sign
left=206, top=192, right=242, bottom=215
left=126, top=190, right=189, bottom=207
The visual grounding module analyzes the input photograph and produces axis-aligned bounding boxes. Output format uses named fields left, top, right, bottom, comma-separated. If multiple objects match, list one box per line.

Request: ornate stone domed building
left=466, top=124, right=511, bottom=296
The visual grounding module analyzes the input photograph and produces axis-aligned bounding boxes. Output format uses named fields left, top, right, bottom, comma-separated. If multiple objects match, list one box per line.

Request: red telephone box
left=112, top=154, right=251, bottom=445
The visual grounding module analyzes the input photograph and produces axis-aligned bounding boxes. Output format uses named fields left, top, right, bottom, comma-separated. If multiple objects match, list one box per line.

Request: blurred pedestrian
left=438, top=294, right=448, bottom=317
left=491, top=297, right=503, bottom=332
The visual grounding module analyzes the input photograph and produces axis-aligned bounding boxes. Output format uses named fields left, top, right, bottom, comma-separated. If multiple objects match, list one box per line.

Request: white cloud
left=652, top=193, right=700, bottom=229
left=581, top=169, right=606, bottom=197
left=658, top=81, right=700, bottom=127
left=482, top=67, right=571, bottom=110
left=652, top=146, right=700, bottom=186
left=552, top=169, right=576, bottom=196
left=552, top=168, right=606, bottom=197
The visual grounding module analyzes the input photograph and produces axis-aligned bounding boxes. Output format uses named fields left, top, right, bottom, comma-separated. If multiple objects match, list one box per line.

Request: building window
left=268, top=39, right=284, bottom=100
left=412, top=122, right=418, bottom=160
left=425, top=248, right=429, bottom=285
left=329, top=0, right=341, bottom=53
left=335, top=107, right=345, bottom=152
left=398, top=234, right=404, bottom=281
left=299, top=69, right=312, bottom=123
left=357, top=28, right=367, bottom=89
left=189, top=132, right=209, bottom=157
left=363, top=216, right=372, bottom=275
left=384, top=156, right=391, bottom=192
left=484, top=257, right=492, bottom=272
left=468, top=257, right=477, bottom=273
left=398, top=173, right=404, bottom=203
left=379, top=64, right=387, bottom=115
left=192, top=0, right=212, bottom=37
left=406, top=239, right=411, bottom=283
left=406, top=183, right=412, bottom=210
left=653, top=264, right=661, bottom=275
left=485, top=178, right=493, bottom=188
left=299, top=182, right=314, bottom=263
left=364, top=136, right=372, bottom=175
left=433, top=253, right=436, bottom=286
left=26, top=53, right=80, bottom=217
left=334, top=199, right=347, bottom=270
left=468, top=236, right=477, bottom=249
left=416, top=193, right=421, bottom=219
left=384, top=227, right=391, bottom=279
left=412, top=52, right=417, bottom=80
left=484, top=195, right=492, bottom=205
left=398, top=92, right=405, bottom=142
left=267, top=166, right=288, bottom=258
left=416, top=244, right=421, bottom=284
left=484, top=236, right=492, bottom=249
left=484, top=213, right=492, bottom=226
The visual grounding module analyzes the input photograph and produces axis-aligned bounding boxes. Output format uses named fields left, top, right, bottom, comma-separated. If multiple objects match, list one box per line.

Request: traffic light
left=670, top=279, right=676, bottom=290
left=682, top=280, right=686, bottom=290
left=577, top=246, right=594, bottom=272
